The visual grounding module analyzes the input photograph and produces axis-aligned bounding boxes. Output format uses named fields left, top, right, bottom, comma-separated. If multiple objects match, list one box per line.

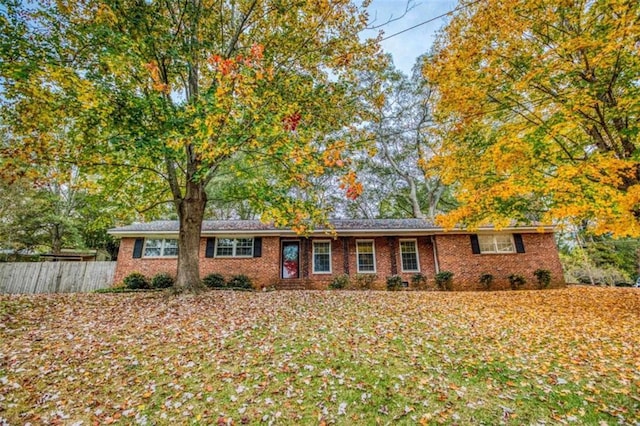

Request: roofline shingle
left=108, top=219, right=554, bottom=237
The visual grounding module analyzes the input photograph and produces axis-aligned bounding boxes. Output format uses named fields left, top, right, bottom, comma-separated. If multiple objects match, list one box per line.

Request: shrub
left=533, top=269, right=552, bottom=289
left=151, top=273, right=174, bottom=289
left=203, top=273, right=226, bottom=289
left=479, top=273, right=494, bottom=290
left=508, top=274, right=527, bottom=290
left=354, top=274, right=377, bottom=290
left=228, top=274, right=253, bottom=290
left=435, top=271, right=454, bottom=291
left=386, top=275, right=403, bottom=291
left=329, top=274, right=350, bottom=290
left=123, top=272, right=150, bottom=290
left=411, top=273, right=427, bottom=290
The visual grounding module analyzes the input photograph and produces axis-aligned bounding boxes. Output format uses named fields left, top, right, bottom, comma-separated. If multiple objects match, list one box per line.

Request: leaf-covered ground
left=1, top=287, right=639, bottom=425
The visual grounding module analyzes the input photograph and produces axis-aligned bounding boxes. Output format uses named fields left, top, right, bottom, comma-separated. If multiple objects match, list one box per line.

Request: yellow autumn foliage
left=424, top=0, right=640, bottom=236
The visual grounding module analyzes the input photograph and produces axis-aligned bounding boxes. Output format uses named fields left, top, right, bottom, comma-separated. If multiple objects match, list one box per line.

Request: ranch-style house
left=108, top=219, right=565, bottom=290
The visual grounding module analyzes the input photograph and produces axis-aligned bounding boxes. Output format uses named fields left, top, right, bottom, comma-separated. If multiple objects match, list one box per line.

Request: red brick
left=113, top=232, right=564, bottom=291
left=435, top=233, right=565, bottom=290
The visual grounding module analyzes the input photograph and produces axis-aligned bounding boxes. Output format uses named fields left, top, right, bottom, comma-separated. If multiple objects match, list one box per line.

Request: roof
left=40, top=253, right=97, bottom=261
left=108, top=219, right=554, bottom=238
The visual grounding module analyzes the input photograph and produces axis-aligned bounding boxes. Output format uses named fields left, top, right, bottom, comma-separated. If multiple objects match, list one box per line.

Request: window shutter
left=205, top=238, right=216, bottom=258
left=253, top=237, right=262, bottom=257
left=133, top=238, right=144, bottom=258
left=470, top=234, right=481, bottom=254
left=514, top=234, right=525, bottom=253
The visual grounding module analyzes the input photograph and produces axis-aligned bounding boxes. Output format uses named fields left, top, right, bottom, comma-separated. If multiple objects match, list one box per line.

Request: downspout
left=430, top=235, right=440, bottom=274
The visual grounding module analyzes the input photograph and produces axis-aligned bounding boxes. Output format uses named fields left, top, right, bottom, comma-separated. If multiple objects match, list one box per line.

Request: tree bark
left=174, top=179, right=207, bottom=292
left=51, top=224, right=62, bottom=254
left=427, top=183, right=445, bottom=222
left=407, top=178, right=426, bottom=220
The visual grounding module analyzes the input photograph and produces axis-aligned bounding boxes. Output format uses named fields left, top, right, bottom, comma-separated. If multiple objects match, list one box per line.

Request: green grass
left=1, top=287, right=639, bottom=424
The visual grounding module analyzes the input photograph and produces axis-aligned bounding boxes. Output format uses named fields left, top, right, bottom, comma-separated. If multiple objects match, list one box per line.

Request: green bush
left=411, top=273, right=427, bottom=289
left=203, top=273, right=226, bottom=289
left=151, top=273, right=174, bottom=289
left=354, top=274, right=377, bottom=290
left=123, top=272, right=150, bottom=290
left=228, top=274, right=253, bottom=290
left=508, top=274, right=527, bottom=290
left=435, top=271, right=454, bottom=291
left=386, top=275, right=403, bottom=291
left=479, top=273, right=494, bottom=290
left=533, top=269, right=552, bottom=289
left=329, top=274, right=350, bottom=290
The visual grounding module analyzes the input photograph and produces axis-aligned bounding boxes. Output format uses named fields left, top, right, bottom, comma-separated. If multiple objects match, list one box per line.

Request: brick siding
left=113, top=232, right=564, bottom=291
left=435, top=233, right=565, bottom=290
left=114, top=238, right=179, bottom=284
left=114, top=236, right=281, bottom=288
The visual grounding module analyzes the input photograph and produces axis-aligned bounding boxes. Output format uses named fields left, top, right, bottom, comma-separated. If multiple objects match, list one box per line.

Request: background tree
left=424, top=0, right=639, bottom=236
left=0, top=173, right=119, bottom=259
left=0, top=180, right=47, bottom=256
left=1, top=0, right=384, bottom=291
left=558, top=224, right=640, bottom=285
left=336, top=59, right=451, bottom=220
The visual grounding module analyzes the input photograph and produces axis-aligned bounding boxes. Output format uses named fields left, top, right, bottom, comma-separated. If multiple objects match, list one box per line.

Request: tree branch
left=224, top=0, right=258, bottom=58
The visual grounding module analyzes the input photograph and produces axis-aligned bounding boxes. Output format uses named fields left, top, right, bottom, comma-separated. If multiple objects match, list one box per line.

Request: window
left=143, top=239, right=178, bottom=257
left=215, top=238, right=254, bottom=257
left=399, top=239, right=420, bottom=272
left=235, top=238, right=254, bottom=256
left=478, top=234, right=515, bottom=254
left=356, top=240, right=376, bottom=273
left=313, top=241, right=332, bottom=274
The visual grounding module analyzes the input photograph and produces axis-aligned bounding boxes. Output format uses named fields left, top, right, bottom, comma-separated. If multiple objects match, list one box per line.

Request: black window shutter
left=133, top=238, right=144, bottom=258
left=514, top=234, right=525, bottom=253
left=253, top=237, right=262, bottom=257
left=205, top=238, right=216, bottom=258
left=470, top=234, right=481, bottom=254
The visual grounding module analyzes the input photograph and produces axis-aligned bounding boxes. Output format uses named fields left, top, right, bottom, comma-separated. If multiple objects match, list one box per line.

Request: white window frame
left=399, top=239, right=420, bottom=272
left=143, top=238, right=179, bottom=258
left=312, top=240, right=332, bottom=274
left=356, top=240, right=376, bottom=273
left=214, top=237, right=254, bottom=258
left=478, top=234, right=516, bottom=254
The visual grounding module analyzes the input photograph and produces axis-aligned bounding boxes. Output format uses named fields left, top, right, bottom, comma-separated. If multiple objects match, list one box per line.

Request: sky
left=363, top=0, right=457, bottom=75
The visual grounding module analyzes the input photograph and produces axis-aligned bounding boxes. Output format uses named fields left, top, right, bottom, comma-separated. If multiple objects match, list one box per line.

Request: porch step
left=275, top=279, right=309, bottom=290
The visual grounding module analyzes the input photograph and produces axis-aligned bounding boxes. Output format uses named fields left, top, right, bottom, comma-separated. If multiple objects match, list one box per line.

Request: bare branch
left=366, top=1, right=415, bottom=30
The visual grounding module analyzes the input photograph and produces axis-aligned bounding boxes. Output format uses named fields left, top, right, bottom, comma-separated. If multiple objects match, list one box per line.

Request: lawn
left=1, top=287, right=639, bottom=425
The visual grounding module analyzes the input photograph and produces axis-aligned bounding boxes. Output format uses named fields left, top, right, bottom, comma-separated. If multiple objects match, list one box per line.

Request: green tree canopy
left=1, top=0, right=384, bottom=290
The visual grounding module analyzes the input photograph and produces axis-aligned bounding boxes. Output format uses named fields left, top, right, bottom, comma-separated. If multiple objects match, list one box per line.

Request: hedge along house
left=108, top=219, right=565, bottom=290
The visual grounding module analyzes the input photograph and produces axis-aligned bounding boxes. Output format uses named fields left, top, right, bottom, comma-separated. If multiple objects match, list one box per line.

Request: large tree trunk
left=175, top=180, right=207, bottom=292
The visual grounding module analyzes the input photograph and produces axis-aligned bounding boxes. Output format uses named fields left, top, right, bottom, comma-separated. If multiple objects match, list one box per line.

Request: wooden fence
left=0, top=262, right=116, bottom=294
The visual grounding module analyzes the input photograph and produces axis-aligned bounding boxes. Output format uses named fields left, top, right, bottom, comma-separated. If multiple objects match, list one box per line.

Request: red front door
left=281, top=241, right=300, bottom=279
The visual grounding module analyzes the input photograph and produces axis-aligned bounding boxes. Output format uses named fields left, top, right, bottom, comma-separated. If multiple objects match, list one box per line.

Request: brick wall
left=114, top=238, right=179, bottom=284
left=199, top=236, right=280, bottom=288
left=113, top=236, right=281, bottom=287
left=113, top=232, right=564, bottom=291
left=435, top=232, right=565, bottom=290
left=321, top=236, right=437, bottom=290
